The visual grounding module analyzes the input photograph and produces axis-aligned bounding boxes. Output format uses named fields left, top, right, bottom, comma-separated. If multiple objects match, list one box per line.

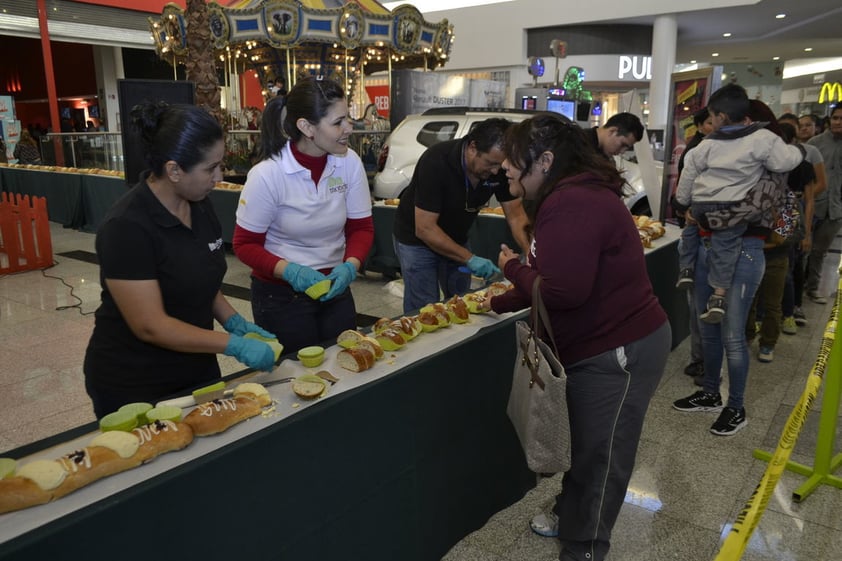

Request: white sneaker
left=529, top=512, right=559, bottom=537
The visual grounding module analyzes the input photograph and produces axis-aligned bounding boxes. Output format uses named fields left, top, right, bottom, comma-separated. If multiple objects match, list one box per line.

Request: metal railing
left=37, top=128, right=390, bottom=181
left=39, top=132, right=125, bottom=171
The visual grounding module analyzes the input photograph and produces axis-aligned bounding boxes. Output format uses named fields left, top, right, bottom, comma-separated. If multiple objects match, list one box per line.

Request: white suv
left=373, top=107, right=653, bottom=215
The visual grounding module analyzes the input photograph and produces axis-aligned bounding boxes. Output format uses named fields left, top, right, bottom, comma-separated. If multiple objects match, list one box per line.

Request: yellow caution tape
left=714, top=283, right=840, bottom=561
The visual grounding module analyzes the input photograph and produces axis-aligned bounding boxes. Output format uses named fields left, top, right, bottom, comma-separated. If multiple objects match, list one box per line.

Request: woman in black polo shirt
left=83, top=102, right=278, bottom=418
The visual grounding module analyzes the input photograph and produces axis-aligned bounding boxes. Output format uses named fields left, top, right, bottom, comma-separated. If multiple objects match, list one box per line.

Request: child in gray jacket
left=674, top=84, right=803, bottom=323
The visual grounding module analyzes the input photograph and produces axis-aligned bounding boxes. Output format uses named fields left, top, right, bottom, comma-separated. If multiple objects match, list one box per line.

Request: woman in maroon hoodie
left=488, top=113, right=670, bottom=561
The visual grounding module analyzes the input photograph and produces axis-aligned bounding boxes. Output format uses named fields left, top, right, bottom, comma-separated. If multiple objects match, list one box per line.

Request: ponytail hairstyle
left=505, top=112, right=623, bottom=221
left=258, top=77, right=345, bottom=160
left=129, top=102, right=223, bottom=177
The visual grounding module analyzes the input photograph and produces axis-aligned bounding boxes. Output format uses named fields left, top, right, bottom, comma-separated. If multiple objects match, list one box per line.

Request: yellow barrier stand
left=714, top=275, right=841, bottom=561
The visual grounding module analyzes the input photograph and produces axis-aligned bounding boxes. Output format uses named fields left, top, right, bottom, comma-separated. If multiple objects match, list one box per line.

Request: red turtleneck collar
left=291, top=141, right=328, bottom=186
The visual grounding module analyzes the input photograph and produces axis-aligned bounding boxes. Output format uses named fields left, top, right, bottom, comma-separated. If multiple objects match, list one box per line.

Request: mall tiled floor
left=1, top=222, right=841, bottom=561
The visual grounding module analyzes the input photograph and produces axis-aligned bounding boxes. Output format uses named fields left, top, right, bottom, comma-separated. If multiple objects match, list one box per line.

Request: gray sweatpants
left=555, top=321, right=671, bottom=561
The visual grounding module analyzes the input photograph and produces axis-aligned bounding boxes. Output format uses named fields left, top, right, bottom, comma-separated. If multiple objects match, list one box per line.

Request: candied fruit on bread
left=485, top=282, right=510, bottom=297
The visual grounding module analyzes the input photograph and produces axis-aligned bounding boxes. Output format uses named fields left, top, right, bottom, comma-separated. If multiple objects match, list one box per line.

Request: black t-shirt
left=393, top=139, right=516, bottom=245
left=84, top=180, right=228, bottom=404
left=787, top=159, right=816, bottom=194
left=587, top=127, right=612, bottom=163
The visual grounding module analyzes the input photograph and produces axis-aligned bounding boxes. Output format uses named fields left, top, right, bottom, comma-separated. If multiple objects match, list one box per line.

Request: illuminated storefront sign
left=618, top=56, right=652, bottom=80
left=819, top=81, right=842, bottom=103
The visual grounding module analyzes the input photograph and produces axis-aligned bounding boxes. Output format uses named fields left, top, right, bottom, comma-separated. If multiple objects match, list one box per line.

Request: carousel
left=148, top=0, right=455, bottom=117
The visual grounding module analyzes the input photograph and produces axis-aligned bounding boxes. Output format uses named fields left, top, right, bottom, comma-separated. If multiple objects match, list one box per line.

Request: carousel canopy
left=149, top=0, right=454, bottom=87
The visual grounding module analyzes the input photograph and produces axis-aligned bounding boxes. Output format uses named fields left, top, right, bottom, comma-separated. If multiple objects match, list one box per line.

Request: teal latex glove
left=222, top=313, right=275, bottom=339
left=282, top=262, right=328, bottom=293
left=321, top=262, right=357, bottom=301
left=466, top=255, right=501, bottom=280
left=223, top=334, right=275, bottom=372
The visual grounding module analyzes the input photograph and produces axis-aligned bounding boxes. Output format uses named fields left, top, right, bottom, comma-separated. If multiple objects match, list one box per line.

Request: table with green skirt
left=0, top=311, right=535, bottom=561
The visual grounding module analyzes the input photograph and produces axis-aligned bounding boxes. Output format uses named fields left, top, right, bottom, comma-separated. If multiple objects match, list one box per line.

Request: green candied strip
left=0, top=457, right=17, bottom=479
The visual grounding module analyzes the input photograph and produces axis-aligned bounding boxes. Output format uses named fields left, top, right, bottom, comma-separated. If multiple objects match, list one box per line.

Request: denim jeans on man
left=695, top=237, right=765, bottom=410
left=393, top=237, right=471, bottom=313
left=677, top=235, right=704, bottom=364
left=678, top=202, right=748, bottom=290
left=805, top=218, right=842, bottom=296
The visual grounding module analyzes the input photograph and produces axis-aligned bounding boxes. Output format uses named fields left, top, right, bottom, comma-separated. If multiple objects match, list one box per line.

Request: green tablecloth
left=0, top=168, right=84, bottom=229
left=207, top=188, right=239, bottom=244
left=0, top=313, right=534, bottom=561
left=80, top=175, right=129, bottom=233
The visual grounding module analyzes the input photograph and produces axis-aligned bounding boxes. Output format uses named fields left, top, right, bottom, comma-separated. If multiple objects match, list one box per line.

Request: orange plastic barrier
left=0, top=192, right=54, bottom=274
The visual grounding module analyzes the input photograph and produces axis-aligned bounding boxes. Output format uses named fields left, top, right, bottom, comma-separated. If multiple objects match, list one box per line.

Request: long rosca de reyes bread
left=182, top=396, right=262, bottom=437
left=0, top=420, right=193, bottom=515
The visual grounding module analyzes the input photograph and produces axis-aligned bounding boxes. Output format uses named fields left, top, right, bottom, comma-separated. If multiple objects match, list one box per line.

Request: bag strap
left=531, top=276, right=560, bottom=360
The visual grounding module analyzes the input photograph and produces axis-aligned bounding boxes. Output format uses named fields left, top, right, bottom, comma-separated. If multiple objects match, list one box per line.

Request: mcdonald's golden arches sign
left=819, top=82, right=842, bottom=103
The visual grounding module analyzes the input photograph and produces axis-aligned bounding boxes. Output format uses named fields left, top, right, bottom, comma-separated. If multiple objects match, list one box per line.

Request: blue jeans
left=393, top=237, right=471, bottom=313
left=678, top=236, right=703, bottom=364
left=679, top=217, right=747, bottom=290
left=695, top=237, right=765, bottom=410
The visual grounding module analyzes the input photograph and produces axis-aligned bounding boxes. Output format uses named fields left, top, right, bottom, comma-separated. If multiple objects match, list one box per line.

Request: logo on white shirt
left=327, top=177, right=348, bottom=194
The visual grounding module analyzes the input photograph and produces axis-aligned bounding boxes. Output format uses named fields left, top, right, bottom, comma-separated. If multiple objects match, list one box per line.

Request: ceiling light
left=723, top=33, right=731, bottom=38
left=804, top=47, right=813, bottom=52
left=775, top=13, right=786, bottom=19
left=772, top=56, right=780, bottom=61
left=712, top=53, right=719, bottom=57
left=690, top=60, right=697, bottom=64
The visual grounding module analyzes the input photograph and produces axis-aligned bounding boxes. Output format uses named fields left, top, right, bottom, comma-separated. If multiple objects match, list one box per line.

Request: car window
left=416, top=121, right=460, bottom=148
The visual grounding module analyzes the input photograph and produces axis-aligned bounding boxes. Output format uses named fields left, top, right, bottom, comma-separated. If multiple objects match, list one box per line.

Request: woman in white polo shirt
left=233, top=77, right=374, bottom=354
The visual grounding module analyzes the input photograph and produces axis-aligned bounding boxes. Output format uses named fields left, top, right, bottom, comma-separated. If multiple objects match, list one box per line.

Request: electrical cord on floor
left=39, top=260, right=96, bottom=316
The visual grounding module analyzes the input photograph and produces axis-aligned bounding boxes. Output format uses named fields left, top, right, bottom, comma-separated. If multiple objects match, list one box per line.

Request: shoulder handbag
left=506, top=277, right=571, bottom=474
left=769, top=186, right=802, bottom=246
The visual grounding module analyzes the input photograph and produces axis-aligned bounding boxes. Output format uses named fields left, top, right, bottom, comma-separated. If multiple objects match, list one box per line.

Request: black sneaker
left=683, top=361, right=704, bottom=377
left=675, top=268, right=695, bottom=290
left=700, top=295, right=727, bottom=324
left=693, top=374, right=704, bottom=387
left=673, top=390, right=723, bottom=412
left=710, top=407, right=747, bottom=436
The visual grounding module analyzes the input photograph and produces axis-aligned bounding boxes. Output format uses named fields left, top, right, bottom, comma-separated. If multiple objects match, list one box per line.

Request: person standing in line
left=485, top=113, right=670, bottom=561
left=233, top=77, right=373, bottom=354
left=797, top=114, right=820, bottom=144
left=677, top=106, right=714, bottom=178
left=392, top=118, right=530, bottom=312
left=84, top=102, right=278, bottom=418
left=778, top=113, right=825, bottom=326
left=672, top=86, right=800, bottom=436
left=676, top=106, right=714, bottom=382
left=743, top=106, right=813, bottom=364
left=805, top=104, right=842, bottom=305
